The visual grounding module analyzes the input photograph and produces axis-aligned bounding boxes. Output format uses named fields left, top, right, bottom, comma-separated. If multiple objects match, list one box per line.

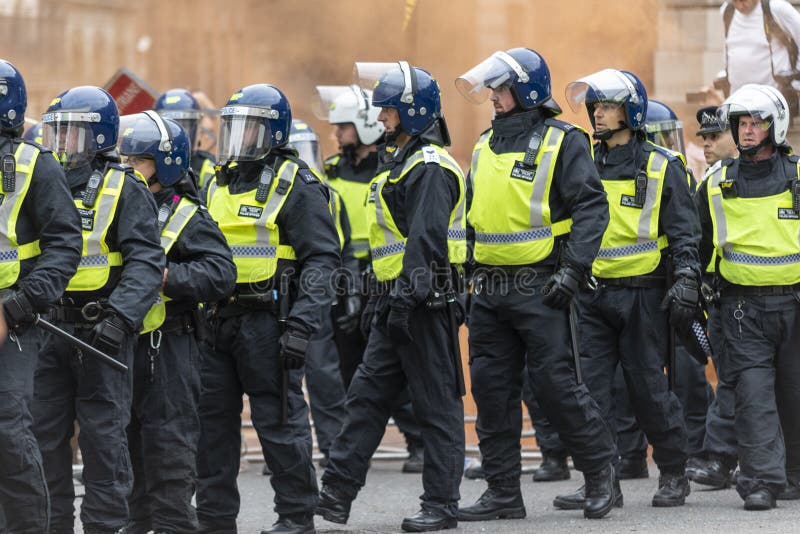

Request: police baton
left=445, top=293, right=466, bottom=398
left=568, top=300, right=583, bottom=385
left=33, top=314, right=128, bottom=373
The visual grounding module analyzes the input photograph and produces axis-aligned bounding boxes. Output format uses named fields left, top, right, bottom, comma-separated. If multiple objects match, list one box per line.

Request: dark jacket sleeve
left=18, top=150, right=83, bottom=310
left=107, top=174, right=166, bottom=328
left=553, top=130, right=609, bottom=273
left=338, top=200, right=361, bottom=294
left=661, top=158, right=702, bottom=276
left=694, top=178, right=715, bottom=272
left=392, top=163, right=459, bottom=308
left=279, top=177, right=341, bottom=333
left=163, top=205, right=237, bottom=302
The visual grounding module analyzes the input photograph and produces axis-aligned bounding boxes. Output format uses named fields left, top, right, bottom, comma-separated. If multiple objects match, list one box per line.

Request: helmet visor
left=157, top=109, right=199, bottom=142
left=42, top=111, right=99, bottom=168
left=289, top=135, right=323, bottom=174
left=314, top=85, right=365, bottom=121
left=716, top=103, right=774, bottom=133
left=646, top=119, right=685, bottom=154
left=354, top=61, right=414, bottom=105
left=217, top=105, right=274, bottom=162
left=119, top=113, right=162, bottom=157
left=565, top=69, right=639, bottom=113
left=455, top=51, right=528, bottom=105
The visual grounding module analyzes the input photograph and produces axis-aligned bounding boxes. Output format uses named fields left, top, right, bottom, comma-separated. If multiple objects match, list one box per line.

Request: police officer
left=32, top=85, right=165, bottom=534
left=695, top=83, right=800, bottom=509
left=286, top=118, right=347, bottom=467
left=316, top=62, right=466, bottom=532
left=452, top=48, right=617, bottom=522
left=119, top=112, right=236, bottom=533
left=197, top=84, right=339, bottom=534
left=555, top=68, right=701, bottom=509
left=313, top=83, right=426, bottom=472
left=154, top=88, right=216, bottom=191
left=0, top=59, right=82, bottom=534
left=696, top=106, right=739, bottom=168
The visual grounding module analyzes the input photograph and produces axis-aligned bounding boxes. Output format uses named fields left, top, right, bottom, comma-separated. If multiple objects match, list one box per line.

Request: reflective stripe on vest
left=66, top=168, right=126, bottom=292
left=707, top=161, right=800, bottom=285
left=207, top=160, right=298, bottom=284
left=468, top=126, right=572, bottom=265
left=592, top=149, right=669, bottom=278
left=0, top=143, right=41, bottom=289
left=198, top=157, right=216, bottom=190
left=328, top=186, right=346, bottom=250
left=141, top=197, right=200, bottom=333
left=367, top=145, right=466, bottom=282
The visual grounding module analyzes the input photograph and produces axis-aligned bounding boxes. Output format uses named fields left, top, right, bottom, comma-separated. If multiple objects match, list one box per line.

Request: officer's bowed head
left=566, top=68, right=648, bottom=141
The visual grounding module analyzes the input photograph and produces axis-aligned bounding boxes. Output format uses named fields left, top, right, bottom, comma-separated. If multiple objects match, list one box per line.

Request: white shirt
left=723, top=0, right=800, bottom=92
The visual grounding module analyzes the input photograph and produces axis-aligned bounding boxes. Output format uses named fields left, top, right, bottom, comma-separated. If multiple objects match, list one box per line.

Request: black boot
left=260, top=514, right=315, bottom=534
left=744, top=488, right=777, bottom=510
left=583, top=465, right=618, bottom=519
left=777, top=480, right=800, bottom=501
left=457, top=487, right=526, bottom=521
left=315, top=484, right=352, bottom=524
left=401, top=508, right=457, bottom=532
left=688, top=454, right=735, bottom=489
left=403, top=446, right=424, bottom=473
left=617, top=456, right=649, bottom=480
left=652, top=472, right=690, bottom=507
left=532, top=455, right=570, bottom=482
left=553, top=479, right=623, bottom=510
left=464, top=460, right=486, bottom=480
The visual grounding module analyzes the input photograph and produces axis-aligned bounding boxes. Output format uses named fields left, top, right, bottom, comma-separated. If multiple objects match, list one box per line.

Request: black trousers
left=578, top=285, right=688, bottom=473
left=0, top=327, right=48, bottom=534
left=127, top=328, right=201, bottom=533
left=521, top=370, right=568, bottom=459
left=715, top=294, right=800, bottom=498
left=469, top=278, right=615, bottom=488
left=195, top=310, right=318, bottom=532
left=32, top=323, right=135, bottom=533
left=322, top=295, right=465, bottom=518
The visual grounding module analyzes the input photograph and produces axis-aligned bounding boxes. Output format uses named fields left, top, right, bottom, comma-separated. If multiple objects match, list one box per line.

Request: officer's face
left=737, top=115, right=770, bottom=148
left=732, top=0, right=758, bottom=14
left=377, top=107, right=401, bottom=135
left=701, top=131, right=739, bottom=165
left=335, top=123, right=358, bottom=147
left=593, top=102, right=625, bottom=132
left=123, top=155, right=156, bottom=181
left=490, top=85, right=516, bottom=114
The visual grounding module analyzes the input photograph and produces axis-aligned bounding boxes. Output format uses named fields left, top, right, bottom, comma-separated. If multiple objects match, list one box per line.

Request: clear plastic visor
left=41, top=112, right=99, bottom=169
left=289, top=136, right=323, bottom=174
left=565, top=69, right=637, bottom=113
left=646, top=120, right=685, bottom=154
left=217, top=106, right=273, bottom=163
left=313, top=85, right=363, bottom=121
left=455, top=51, right=526, bottom=104
left=716, top=104, right=773, bottom=132
left=354, top=61, right=414, bottom=105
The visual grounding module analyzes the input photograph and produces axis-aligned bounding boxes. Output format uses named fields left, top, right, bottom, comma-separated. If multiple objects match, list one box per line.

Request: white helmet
left=717, top=83, right=790, bottom=149
left=313, top=84, right=384, bottom=145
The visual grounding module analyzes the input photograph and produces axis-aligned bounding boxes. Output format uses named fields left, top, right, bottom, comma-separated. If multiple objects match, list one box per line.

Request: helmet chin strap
left=737, top=136, right=772, bottom=156
left=592, top=121, right=628, bottom=141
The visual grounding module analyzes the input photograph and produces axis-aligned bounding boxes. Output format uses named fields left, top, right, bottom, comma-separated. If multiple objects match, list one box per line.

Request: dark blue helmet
left=0, top=59, right=27, bottom=130
left=566, top=68, right=648, bottom=133
left=368, top=63, right=442, bottom=136
left=42, top=86, right=119, bottom=168
left=456, top=48, right=560, bottom=113
left=645, top=100, right=685, bottom=154
left=119, top=111, right=190, bottom=186
left=154, top=88, right=202, bottom=147
left=218, top=84, right=291, bottom=163
left=22, top=122, right=43, bottom=144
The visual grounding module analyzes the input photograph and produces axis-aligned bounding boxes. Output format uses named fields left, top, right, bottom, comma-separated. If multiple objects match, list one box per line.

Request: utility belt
left=223, top=290, right=281, bottom=312
left=365, top=266, right=464, bottom=297
left=48, top=299, right=108, bottom=328
left=159, top=311, right=196, bottom=335
left=718, top=282, right=800, bottom=297
left=595, top=274, right=666, bottom=289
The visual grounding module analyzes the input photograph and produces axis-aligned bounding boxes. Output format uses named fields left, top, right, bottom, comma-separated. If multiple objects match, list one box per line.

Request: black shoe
left=685, top=457, right=704, bottom=478
left=777, top=481, right=800, bottom=501
left=652, top=472, right=690, bottom=507
left=464, top=461, right=486, bottom=480
left=457, top=487, right=526, bottom=521
left=617, top=457, right=649, bottom=480
left=532, top=455, right=571, bottom=482
left=688, top=455, right=734, bottom=489
left=401, top=509, right=457, bottom=532
left=553, top=481, right=623, bottom=510
left=315, top=484, right=352, bottom=524
left=197, top=518, right=237, bottom=534
left=261, top=514, right=316, bottom=534
left=584, top=465, right=618, bottom=519
left=744, top=488, right=776, bottom=510
left=403, top=447, right=424, bottom=473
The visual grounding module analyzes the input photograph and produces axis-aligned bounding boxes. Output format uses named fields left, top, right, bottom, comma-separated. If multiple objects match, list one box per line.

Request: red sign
left=103, top=67, right=160, bottom=115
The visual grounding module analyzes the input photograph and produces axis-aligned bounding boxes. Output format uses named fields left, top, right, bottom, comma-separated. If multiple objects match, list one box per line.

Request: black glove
left=542, top=265, right=583, bottom=309
left=89, top=313, right=130, bottom=358
left=359, top=295, right=378, bottom=339
left=336, top=294, right=362, bottom=334
left=661, top=271, right=700, bottom=332
left=2, top=291, right=36, bottom=330
left=279, top=325, right=311, bottom=370
left=386, top=305, right=413, bottom=345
